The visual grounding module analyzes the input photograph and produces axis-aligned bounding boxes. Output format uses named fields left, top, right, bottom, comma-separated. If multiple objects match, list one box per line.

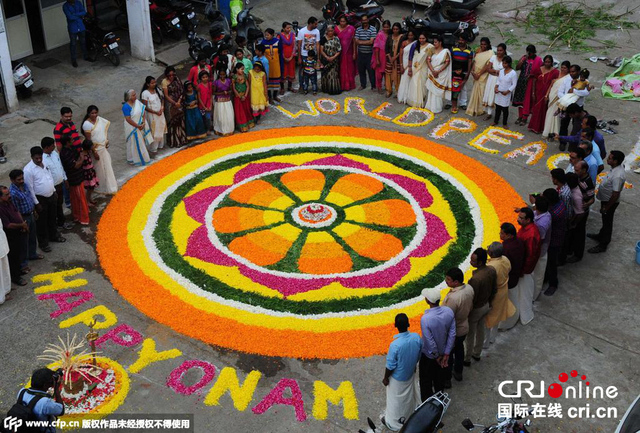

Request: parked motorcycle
left=428, top=0, right=477, bottom=24
left=188, top=2, right=231, bottom=63
left=322, top=0, right=385, bottom=30
left=362, top=391, right=450, bottom=433
left=149, top=0, right=183, bottom=42
left=235, top=1, right=263, bottom=55
left=462, top=407, right=533, bottom=433
left=84, top=16, right=121, bottom=66
left=12, top=63, right=33, bottom=99
left=441, top=0, right=486, bottom=10
left=155, top=0, right=199, bottom=34
left=403, top=0, right=478, bottom=47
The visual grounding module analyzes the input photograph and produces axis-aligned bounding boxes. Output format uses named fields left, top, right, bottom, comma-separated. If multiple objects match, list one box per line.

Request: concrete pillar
left=0, top=8, right=19, bottom=112
left=126, top=0, right=155, bottom=62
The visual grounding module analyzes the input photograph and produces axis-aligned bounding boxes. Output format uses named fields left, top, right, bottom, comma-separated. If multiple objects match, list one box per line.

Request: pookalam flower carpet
left=97, top=126, right=521, bottom=359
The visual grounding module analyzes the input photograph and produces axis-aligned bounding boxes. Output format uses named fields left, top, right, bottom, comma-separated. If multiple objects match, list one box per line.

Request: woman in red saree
left=527, top=55, right=559, bottom=133
left=335, top=16, right=356, bottom=91
left=372, top=20, right=390, bottom=94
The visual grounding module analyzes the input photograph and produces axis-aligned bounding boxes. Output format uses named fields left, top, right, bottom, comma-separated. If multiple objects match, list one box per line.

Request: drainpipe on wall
left=0, top=8, right=19, bottom=113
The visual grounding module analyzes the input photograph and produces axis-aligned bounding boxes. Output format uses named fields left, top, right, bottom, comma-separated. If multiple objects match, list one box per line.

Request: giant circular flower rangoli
left=97, top=127, right=521, bottom=359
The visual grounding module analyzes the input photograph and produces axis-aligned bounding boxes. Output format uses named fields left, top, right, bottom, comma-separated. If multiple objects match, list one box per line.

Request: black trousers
left=494, top=104, right=509, bottom=126
left=446, top=335, right=466, bottom=379
left=54, top=183, right=66, bottom=227
left=545, top=245, right=561, bottom=288
left=559, top=115, right=580, bottom=146
left=572, top=213, right=589, bottom=259
left=419, top=354, right=446, bottom=402
left=35, top=193, right=59, bottom=247
left=597, top=201, right=619, bottom=247
left=357, top=51, right=375, bottom=89
left=6, top=230, right=26, bottom=283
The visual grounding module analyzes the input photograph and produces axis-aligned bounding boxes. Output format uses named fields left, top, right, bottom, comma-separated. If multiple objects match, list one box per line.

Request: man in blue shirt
left=382, top=313, right=422, bottom=431
left=17, top=368, right=65, bottom=433
left=9, top=170, right=43, bottom=270
left=419, top=286, right=456, bottom=401
left=63, top=0, right=88, bottom=67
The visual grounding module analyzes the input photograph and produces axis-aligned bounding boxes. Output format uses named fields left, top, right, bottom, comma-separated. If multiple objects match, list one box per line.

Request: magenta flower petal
left=185, top=226, right=236, bottom=266
left=304, top=155, right=372, bottom=172
left=183, top=186, right=229, bottom=224
left=410, top=211, right=452, bottom=257
left=338, top=259, right=411, bottom=288
left=376, top=173, right=434, bottom=208
left=233, top=162, right=296, bottom=183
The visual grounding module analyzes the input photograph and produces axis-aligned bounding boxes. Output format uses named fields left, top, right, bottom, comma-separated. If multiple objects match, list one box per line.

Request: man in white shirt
left=296, top=17, right=320, bottom=90
left=588, top=151, right=626, bottom=253
left=558, top=64, right=590, bottom=150
left=24, top=146, right=65, bottom=251
left=41, top=137, right=72, bottom=230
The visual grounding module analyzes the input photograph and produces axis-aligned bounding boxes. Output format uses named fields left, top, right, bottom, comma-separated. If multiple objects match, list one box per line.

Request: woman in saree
left=384, top=22, right=403, bottom=98
left=279, top=22, right=297, bottom=94
left=320, top=24, right=342, bottom=95
left=396, top=30, right=417, bottom=104
left=527, top=55, right=559, bottom=133
left=465, top=37, right=493, bottom=116
left=542, top=61, right=571, bottom=137
left=161, top=66, right=186, bottom=148
left=183, top=81, right=207, bottom=141
left=512, top=44, right=542, bottom=125
left=122, top=89, right=151, bottom=167
left=82, top=105, right=117, bottom=195
left=261, top=28, right=283, bottom=103
left=232, top=63, right=255, bottom=132
left=141, top=76, right=166, bottom=154
left=371, top=20, right=390, bottom=94
left=425, top=35, right=452, bottom=114
left=335, top=16, right=356, bottom=92
left=482, top=43, right=506, bottom=121
left=405, top=32, right=432, bottom=108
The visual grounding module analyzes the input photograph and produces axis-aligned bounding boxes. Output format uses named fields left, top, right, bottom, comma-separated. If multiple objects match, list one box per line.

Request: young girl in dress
left=197, top=70, right=213, bottom=133
left=249, top=61, right=269, bottom=122
left=183, top=81, right=207, bottom=140
left=232, top=63, right=256, bottom=132
left=212, top=66, right=235, bottom=136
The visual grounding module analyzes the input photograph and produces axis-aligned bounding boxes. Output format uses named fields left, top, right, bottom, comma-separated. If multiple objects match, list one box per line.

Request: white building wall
left=0, top=7, right=19, bottom=112
left=126, top=0, right=154, bottom=62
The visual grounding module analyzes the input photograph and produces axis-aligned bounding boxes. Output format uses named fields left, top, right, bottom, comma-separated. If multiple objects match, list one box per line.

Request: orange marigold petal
left=280, top=169, right=325, bottom=201
left=347, top=199, right=416, bottom=227
left=212, top=207, right=279, bottom=233
left=325, top=173, right=384, bottom=206
left=341, top=225, right=404, bottom=261
left=229, top=179, right=294, bottom=208
left=298, top=234, right=352, bottom=274
left=228, top=230, right=294, bottom=266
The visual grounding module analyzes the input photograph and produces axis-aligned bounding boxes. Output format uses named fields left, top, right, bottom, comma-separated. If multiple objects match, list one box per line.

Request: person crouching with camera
left=12, top=368, right=65, bottom=432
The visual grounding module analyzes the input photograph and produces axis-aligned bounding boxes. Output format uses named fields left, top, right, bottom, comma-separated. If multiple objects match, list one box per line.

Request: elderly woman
left=465, top=37, right=493, bottom=116
left=161, top=66, right=187, bottom=148
left=320, top=24, right=342, bottom=95
left=122, top=89, right=151, bottom=167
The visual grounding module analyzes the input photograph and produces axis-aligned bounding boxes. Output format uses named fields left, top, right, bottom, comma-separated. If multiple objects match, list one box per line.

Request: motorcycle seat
left=426, top=19, right=461, bottom=32
left=401, top=400, right=444, bottom=433
left=353, top=7, right=383, bottom=18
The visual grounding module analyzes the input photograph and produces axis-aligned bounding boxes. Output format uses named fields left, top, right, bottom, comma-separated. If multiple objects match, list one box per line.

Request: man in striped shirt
left=53, top=107, right=82, bottom=151
left=355, top=15, right=377, bottom=91
left=448, top=36, right=473, bottom=110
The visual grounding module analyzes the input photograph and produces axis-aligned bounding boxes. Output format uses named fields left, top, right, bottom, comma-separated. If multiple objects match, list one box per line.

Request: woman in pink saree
left=335, top=16, right=356, bottom=92
left=372, top=20, right=390, bottom=94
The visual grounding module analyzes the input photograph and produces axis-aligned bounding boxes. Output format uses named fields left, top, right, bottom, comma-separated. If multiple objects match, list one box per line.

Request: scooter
left=462, top=406, right=533, bottom=433
left=322, top=0, right=385, bottom=30
left=235, top=1, right=263, bottom=55
left=84, top=16, right=121, bottom=66
left=149, top=0, right=183, bottom=42
left=362, top=391, right=450, bottom=433
left=155, top=0, right=199, bottom=34
left=12, top=63, right=33, bottom=99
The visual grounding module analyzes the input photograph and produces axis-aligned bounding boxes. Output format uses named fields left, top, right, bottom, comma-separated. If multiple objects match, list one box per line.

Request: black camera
left=52, top=368, right=64, bottom=381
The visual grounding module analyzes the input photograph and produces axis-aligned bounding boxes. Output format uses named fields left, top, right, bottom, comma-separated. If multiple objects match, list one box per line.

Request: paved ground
left=1, top=0, right=639, bottom=432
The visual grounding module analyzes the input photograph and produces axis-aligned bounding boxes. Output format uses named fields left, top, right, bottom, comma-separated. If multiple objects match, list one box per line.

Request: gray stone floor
left=1, top=0, right=639, bottom=432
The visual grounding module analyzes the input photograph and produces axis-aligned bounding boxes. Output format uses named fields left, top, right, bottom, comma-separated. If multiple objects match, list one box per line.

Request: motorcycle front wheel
left=107, top=49, right=120, bottom=66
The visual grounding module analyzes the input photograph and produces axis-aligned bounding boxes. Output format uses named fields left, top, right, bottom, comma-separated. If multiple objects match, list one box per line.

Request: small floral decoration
left=274, top=100, right=319, bottom=119
left=314, top=98, right=341, bottom=115
left=546, top=152, right=570, bottom=170
left=167, top=360, right=217, bottom=395
left=368, top=102, right=393, bottom=121
left=468, top=126, right=524, bottom=154
left=504, top=141, right=548, bottom=165
left=430, top=117, right=477, bottom=139
left=343, top=97, right=368, bottom=114
left=392, top=107, right=435, bottom=128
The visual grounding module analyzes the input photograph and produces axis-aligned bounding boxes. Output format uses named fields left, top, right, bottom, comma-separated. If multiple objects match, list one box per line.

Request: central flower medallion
left=292, top=203, right=337, bottom=228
